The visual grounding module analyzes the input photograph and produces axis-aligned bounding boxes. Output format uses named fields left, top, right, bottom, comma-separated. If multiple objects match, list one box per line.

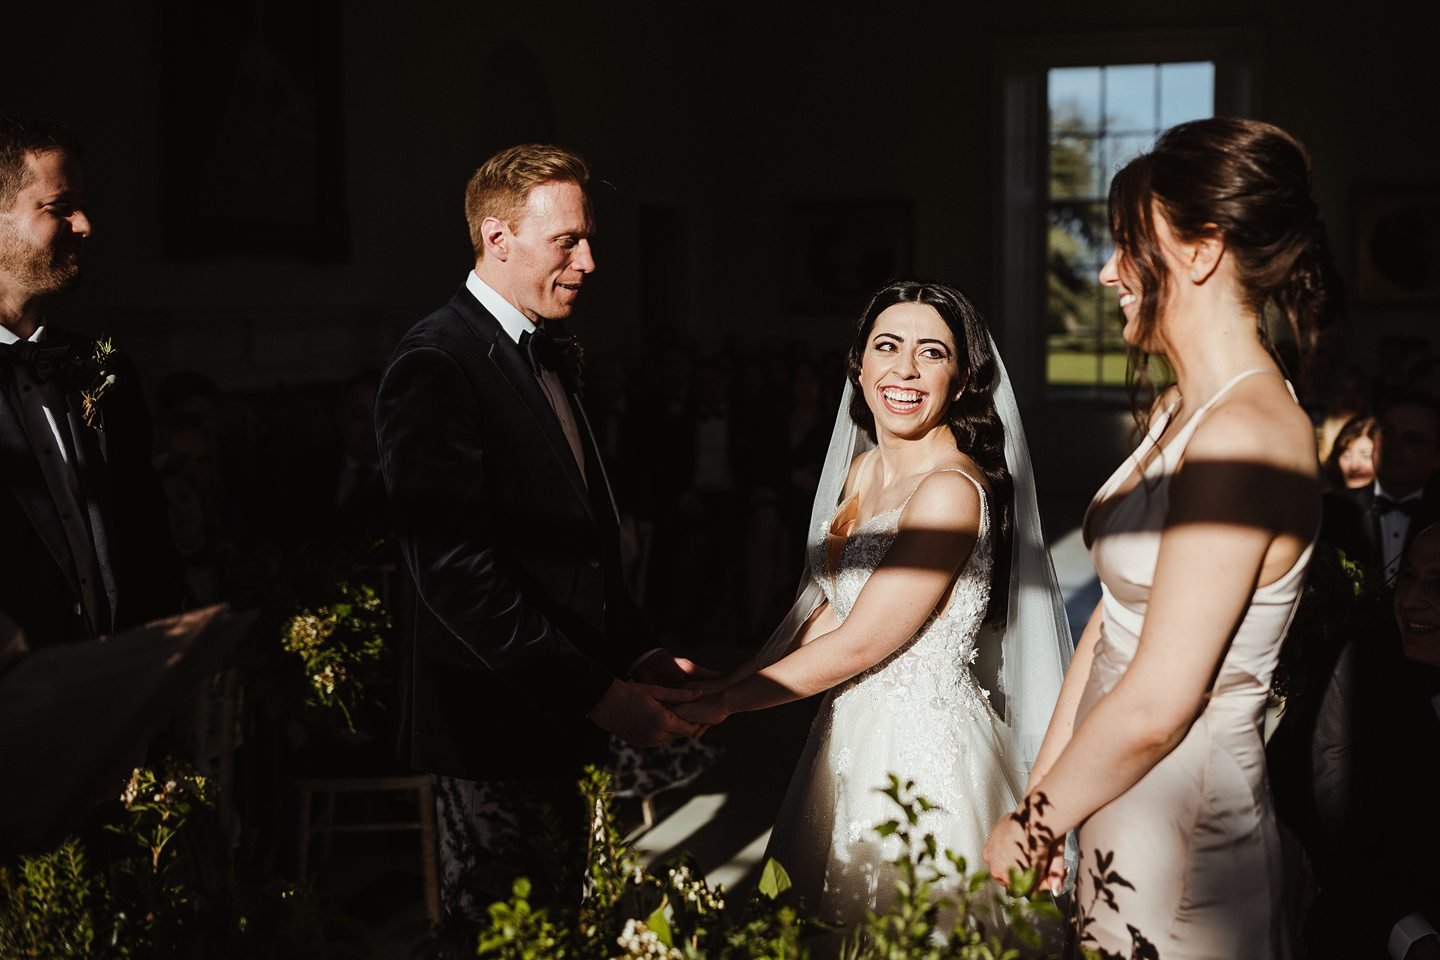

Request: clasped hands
left=587, top=651, right=723, bottom=747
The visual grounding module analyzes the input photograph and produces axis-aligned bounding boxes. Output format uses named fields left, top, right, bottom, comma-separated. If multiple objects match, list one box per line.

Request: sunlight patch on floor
left=631, top=792, right=728, bottom=866
left=705, top=827, right=773, bottom=892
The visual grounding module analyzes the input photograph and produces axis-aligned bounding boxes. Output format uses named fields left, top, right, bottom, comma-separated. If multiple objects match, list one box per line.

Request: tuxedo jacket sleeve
left=375, top=303, right=650, bottom=722
left=101, top=352, right=184, bottom=630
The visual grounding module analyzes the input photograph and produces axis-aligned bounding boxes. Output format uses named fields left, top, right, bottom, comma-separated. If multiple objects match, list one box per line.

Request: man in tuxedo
left=375, top=144, right=704, bottom=918
left=1322, top=393, right=1440, bottom=592
left=0, top=116, right=180, bottom=647
left=1301, top=523, right=1440, bottom=960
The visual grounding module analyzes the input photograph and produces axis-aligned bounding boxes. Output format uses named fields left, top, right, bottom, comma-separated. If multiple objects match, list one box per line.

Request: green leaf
left=757, top=858, right=792, bottom=899
left=646, top=901, right=673, bottom=946
left=874, top=820, right=901, bottom=837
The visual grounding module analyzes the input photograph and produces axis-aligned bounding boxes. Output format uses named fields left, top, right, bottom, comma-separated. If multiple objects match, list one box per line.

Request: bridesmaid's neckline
left=1083, top=366, right=1281, bottom=548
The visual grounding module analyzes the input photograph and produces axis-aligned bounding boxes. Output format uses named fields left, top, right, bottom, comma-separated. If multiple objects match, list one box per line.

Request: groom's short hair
left=464, top=144, right=590, bottom=259
left=0, top=116, right=83, bottom=208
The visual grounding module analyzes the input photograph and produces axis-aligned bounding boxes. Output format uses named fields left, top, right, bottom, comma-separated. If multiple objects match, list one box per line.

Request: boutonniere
left=67, top=336, right=119, bottom=430
left=564, top=337, right=586, bottom=392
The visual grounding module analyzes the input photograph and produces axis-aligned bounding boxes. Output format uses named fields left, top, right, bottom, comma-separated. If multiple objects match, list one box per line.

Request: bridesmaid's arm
left=1024, top=598, right=1103, bottom=793
left=1025, top=388, right=1177, bottom=790
left=681, top=472, right=982, bottom=723
left=984, top=402, right=1317, bottom=880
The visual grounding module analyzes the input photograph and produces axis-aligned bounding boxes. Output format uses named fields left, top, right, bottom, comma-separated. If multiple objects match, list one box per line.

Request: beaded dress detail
left=765, top=464, right=1023, bottom=937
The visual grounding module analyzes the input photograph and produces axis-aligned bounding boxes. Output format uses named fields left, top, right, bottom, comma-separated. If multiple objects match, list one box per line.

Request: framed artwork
left=160, top=0, right=348, bottom=261
left=1352, top=187, right=1440, bottom=305
left=786, top=200, right=913, bottom=314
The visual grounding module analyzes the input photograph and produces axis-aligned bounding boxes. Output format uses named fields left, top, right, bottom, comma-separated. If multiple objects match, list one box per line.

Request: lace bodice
left=806, top=468, right=995, bottom=713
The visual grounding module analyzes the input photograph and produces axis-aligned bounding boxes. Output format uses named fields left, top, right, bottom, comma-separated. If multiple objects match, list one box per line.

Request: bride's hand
left=673, top=692, right=730, bottom=728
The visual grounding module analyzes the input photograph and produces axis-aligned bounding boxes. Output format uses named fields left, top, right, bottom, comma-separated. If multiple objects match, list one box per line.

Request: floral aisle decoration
left=279, top=581, right=390, bottom=733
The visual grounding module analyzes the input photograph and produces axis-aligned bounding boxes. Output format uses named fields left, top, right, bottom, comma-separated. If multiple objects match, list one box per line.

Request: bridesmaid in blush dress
left=982, top=118, right=1341, bottom=960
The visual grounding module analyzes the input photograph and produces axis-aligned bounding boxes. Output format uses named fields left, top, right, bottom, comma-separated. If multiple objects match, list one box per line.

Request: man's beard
left=0, top=227, right=82, bottom=298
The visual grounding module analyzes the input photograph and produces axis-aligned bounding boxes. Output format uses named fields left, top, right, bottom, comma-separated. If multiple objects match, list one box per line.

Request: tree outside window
left=1044, top=62, right=1214, bottom=391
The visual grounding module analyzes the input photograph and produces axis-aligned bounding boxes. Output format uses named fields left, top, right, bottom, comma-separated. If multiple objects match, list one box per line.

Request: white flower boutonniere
left=70, top=336, right=118, bottom=430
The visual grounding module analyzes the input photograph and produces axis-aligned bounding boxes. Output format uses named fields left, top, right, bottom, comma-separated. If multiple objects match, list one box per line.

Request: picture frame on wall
left=160, top=0, right=348, bottom=262
left=1351, top=187, right=1440, bottom=306
left=786, top=199, right=913, bottom=315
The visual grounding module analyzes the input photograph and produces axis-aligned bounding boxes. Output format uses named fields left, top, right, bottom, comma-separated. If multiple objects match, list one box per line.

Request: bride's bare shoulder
left=840, top=449, right=873, bottom=499
left=936, top=450, right=991, bottom=496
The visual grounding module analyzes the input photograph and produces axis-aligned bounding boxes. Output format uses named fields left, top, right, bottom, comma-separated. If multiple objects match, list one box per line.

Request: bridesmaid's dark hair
left=845, top=279, right=1014, bottom=623
left=1109, top=117, right=1342, bottom=428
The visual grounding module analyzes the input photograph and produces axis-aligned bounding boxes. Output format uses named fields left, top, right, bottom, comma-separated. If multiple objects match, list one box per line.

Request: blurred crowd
left=1269, top=351, right=1440, bottom=959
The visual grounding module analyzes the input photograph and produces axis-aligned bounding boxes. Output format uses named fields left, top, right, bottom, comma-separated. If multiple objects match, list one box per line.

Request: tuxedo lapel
left=450, top=290, right=593, bottom=516
left=64, top=392, right=115, bottom=633
left=569, top=387, right=620, bottom=528
left=1353, top=486, right=1382, bottom=570
left=0, top=382, right=83, bottom=607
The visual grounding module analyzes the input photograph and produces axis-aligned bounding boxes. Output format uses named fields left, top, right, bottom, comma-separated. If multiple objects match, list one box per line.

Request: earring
left=1190, top=268, right=1200, bottom=282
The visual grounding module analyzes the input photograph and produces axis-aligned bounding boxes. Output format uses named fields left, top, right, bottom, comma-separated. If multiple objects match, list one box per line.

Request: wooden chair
left=294, top=773, right=441, bottom=926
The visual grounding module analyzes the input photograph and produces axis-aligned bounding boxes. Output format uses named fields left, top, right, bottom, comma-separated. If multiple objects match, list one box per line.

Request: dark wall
left=3, top=1, right=1437, bottom=498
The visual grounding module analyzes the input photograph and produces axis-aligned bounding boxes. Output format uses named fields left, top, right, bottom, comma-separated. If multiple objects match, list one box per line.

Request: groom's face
left=504, top=179, right=595, bottom=324
left=0, top=149, right=90, bottom=301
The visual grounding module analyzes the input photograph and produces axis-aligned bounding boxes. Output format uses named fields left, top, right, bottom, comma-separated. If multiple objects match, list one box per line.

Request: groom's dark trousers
left=375, top=284, right=655, bottom=916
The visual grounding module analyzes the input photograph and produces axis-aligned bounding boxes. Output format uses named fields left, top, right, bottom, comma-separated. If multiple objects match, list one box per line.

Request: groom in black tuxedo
left=375, top=144, right=703, bottom=917
left=0, top=117, right=180, bottom=648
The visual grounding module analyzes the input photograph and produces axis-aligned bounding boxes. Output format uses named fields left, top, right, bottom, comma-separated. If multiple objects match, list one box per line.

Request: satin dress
left=1078, top=369, right=1312, bottom=959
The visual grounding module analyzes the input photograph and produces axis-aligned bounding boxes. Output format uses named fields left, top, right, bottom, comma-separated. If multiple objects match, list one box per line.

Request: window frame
left=993, top=28, right=1260, bottom=407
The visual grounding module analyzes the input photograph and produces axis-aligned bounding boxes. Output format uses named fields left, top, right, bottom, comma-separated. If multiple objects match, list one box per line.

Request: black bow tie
left=519, top=328, right=573, bottom=379
left=1375, top=494, right=1422, bottom=518
left=0, top=338, right=72, bottom=384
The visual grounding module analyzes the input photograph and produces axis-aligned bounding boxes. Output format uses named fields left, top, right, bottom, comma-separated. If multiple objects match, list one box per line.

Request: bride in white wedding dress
left=675, top=280, right=1072, bottom=947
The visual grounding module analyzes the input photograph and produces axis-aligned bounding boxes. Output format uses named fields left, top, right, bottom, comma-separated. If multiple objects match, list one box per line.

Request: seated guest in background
left=1315, top=363, right=1371, bottom=463
left=0, top=116, right=180, bottom=645
left=1300, top=523, right=1440, bottom=960
left=1322, top=393, right=1440, bottom=590
left=1324, top=415, right=1378, bottom=491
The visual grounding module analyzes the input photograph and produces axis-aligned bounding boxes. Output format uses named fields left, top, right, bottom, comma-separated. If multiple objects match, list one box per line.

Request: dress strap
left=1194, top=367, right=1280, bottom=415
left=895, top=467, right=990, bottom=528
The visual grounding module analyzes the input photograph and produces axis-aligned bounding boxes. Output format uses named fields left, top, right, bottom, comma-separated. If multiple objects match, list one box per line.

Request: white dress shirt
left=0, top=323, right=103, bottom=628
left=465, top=272, right=586, bottom=484
left=1374, top=480, right=1422, bottom=585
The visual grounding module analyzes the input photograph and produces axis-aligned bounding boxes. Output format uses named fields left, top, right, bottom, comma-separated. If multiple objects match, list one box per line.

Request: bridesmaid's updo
left=845, top=279, right=1014, bottom=623
left=1109, top=117, right=1342, bottom=420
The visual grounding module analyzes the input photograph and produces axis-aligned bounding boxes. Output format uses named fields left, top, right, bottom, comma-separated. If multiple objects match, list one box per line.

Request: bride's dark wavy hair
left=1109, top=117, right=1343, bottom=429
left=845, top=279, right=1014, bottom=623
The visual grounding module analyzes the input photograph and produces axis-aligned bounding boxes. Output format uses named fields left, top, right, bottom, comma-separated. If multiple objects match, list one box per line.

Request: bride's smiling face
left=859, top=302, right=962, bottom=441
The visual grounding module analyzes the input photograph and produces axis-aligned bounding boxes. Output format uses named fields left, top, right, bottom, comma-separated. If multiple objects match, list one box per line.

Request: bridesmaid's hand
left=982, top=809, right=1064, bottom=895
left=982, top=813, right=1028, bottom=888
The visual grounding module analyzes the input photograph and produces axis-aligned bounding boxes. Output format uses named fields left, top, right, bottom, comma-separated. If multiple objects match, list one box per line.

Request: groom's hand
left=630, top=649, right=720, bottom=688
left=589, top=679, right=703, bottom=747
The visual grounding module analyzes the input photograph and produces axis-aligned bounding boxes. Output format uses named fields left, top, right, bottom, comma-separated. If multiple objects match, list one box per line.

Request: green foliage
left=837, top=776, right=1060, bottom=960
left=470, top=769, right=1063, bottom=960
left=0, top=759, right=350, bottom=960
left=0, top=839, right=105, bottom=959
left=279, top=581, right=390, bottom=731
left=477, top=879, right=572, bottom=960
